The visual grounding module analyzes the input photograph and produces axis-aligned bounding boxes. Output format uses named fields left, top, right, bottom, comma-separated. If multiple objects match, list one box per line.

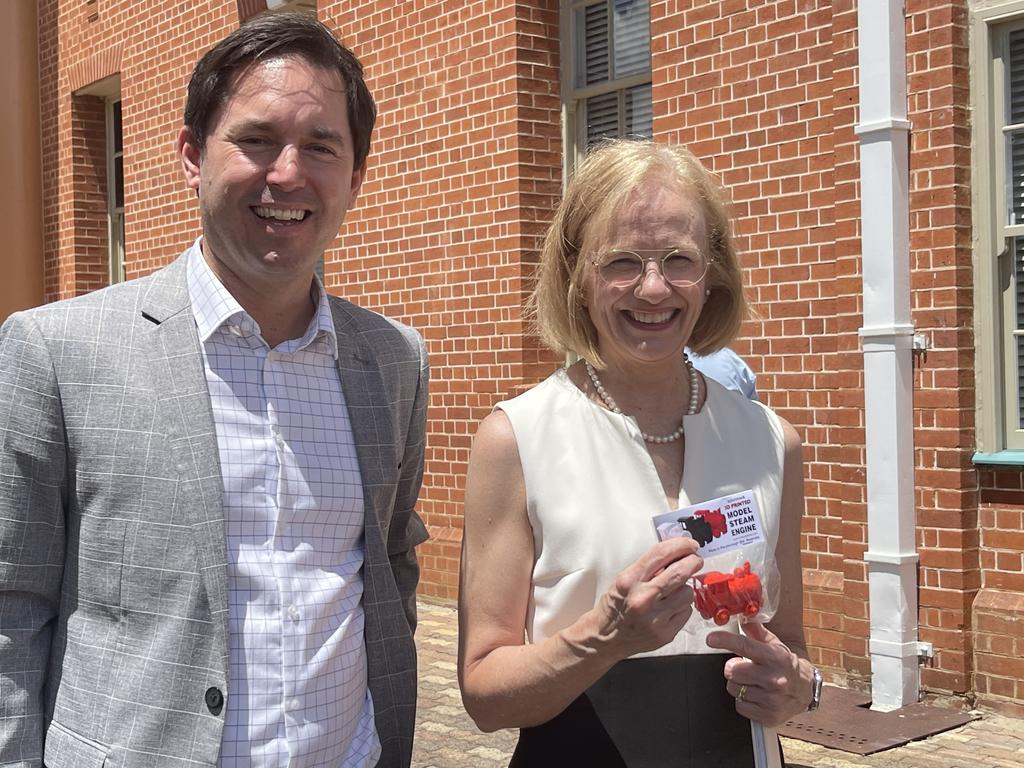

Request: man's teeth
left=254, top=206, right=307, bottom=221
left=629, top=310, right=674, bottom=324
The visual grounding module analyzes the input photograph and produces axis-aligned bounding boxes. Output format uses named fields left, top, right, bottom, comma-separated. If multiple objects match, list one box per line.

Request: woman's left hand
left=705, top=622, right=814, bottom=727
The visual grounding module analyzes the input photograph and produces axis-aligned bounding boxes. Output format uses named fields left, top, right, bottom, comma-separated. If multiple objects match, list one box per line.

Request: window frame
left=106, top=97, right=125, bottom=285
left=75, top=74, right=123, bottom=287
left=972, top=0, right=1024, bottom=459
left=265, top=0, right=317, bottom=12
left=559, top=0, right=652, bottom=177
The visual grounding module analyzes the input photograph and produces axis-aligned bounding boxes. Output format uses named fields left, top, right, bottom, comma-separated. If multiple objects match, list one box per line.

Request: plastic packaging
left=652, top=489, right=779, bottom=626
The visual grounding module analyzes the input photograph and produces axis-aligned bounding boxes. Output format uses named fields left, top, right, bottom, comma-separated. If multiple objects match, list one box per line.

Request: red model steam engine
left=693, top=561, right=763, bottom=626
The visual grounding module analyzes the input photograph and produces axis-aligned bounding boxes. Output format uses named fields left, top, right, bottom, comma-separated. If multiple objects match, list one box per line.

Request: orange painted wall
left=1, top=0, right=44, bottom=320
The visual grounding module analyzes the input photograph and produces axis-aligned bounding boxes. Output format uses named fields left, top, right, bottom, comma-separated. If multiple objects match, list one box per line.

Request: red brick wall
left=828, top=0, right=872, bottom=689
left=977, top=471, right=1024, bottom=715
left=906, top=0, right=979, bottom=702
left=322, top=0, right=563, bottom=598
left=653, top=0, right=853, bottom=682
left=35, top=0, right=1024, bottom=712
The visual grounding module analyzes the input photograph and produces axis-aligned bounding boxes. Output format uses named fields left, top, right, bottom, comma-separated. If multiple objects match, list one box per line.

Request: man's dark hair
left=183, top=12, right=376, bottom=167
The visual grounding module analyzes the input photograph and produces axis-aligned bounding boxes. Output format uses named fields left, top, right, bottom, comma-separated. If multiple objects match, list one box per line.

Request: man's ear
left=348, top=160, right=367, bottom=206
left=177, top=126, right=202, bottom=192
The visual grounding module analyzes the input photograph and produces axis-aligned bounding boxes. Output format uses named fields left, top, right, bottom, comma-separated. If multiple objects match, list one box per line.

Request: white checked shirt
left=186, top=241, right=380, bottom=767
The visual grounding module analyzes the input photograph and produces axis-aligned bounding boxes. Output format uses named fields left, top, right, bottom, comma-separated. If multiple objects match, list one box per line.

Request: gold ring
left=737, top=684, right=747, bottom=702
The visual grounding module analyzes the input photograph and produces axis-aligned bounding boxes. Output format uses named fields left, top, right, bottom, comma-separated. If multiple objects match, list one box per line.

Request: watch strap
left=806, top=666, right=823, bottom=712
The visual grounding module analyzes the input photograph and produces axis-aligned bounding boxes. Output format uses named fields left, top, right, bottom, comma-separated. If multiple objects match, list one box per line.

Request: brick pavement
left=412, top=599, right=1024, bottom=768
left=413, top=600, right=516, bottom=767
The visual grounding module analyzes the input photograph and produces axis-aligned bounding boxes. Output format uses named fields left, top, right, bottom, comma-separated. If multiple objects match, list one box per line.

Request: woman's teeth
left=628, top=310, right=674, bottom=324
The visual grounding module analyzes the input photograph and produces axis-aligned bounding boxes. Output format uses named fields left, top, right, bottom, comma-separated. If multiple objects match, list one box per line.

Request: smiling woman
left=532, top=141, right=746, bottom=370
left=457, top=139, right=815, bottom=767
left=582, top=180, right=711, bottom=373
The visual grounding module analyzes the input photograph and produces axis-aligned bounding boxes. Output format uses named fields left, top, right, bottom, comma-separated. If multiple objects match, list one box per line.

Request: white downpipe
left=855, top=0, right=919, bottom=711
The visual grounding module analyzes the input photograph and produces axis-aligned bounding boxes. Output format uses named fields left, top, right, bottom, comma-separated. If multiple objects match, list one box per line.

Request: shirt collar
left=186, top=237, right=339, bottom=358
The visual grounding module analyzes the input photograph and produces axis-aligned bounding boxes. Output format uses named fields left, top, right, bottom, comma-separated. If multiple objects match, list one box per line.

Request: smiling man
left=0, top=13, right=429, bottom=768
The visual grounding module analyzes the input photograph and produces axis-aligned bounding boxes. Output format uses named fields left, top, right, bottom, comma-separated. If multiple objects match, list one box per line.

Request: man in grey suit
left=0, top=13, right=428, bottom=768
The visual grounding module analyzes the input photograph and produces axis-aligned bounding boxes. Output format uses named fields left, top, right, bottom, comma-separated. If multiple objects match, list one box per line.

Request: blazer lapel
left=140, top=256, right=230, bottom=665
left=329, top=300, right=404, bottom=730
left=330, top=301, right=398, bottom=536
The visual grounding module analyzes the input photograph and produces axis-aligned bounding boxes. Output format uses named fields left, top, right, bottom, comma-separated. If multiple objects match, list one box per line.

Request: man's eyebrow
left=226, top=120, right=346, bottom=145
left=227, top=118, right=275, bottom=135
left=309, top=126, right=346, bottom=144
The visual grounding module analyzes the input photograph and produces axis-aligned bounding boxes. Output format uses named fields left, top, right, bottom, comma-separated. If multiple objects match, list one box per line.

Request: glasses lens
left=662, top=251, right=708, bottom=285
left=599, top=253, right=644, bottom=285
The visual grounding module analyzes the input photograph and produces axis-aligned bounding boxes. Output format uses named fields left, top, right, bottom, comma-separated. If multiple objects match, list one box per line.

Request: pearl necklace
left=585, top=353, right=700, bottom=444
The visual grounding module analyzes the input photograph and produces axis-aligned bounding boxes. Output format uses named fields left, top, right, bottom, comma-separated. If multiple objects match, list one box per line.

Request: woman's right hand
left=582, top=537, right=704, bottom=658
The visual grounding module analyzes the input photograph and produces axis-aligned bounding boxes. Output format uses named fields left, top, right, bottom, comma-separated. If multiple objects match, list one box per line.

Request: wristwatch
left=807, top=666, right=823, bottom=712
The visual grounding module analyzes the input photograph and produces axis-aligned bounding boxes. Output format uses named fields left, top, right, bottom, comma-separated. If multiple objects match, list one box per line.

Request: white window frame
left=560, top=0, right=652, bottom=179
left=106, top=97, right=125, bottom=285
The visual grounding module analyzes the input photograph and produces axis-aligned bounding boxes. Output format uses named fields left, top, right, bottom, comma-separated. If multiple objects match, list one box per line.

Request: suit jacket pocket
left=386, top=511, right=429, bottom=555
left=44, top=720, right=109, bottom=768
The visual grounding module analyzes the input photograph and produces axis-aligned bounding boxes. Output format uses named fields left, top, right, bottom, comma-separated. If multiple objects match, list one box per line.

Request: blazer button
left=205, top=686, right=224, bottom=715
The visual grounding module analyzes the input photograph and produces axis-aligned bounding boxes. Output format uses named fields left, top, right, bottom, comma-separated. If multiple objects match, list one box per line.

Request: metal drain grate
left=778, top=687, right=978, bottom=755
left=782, top=720, right=872, bottom=750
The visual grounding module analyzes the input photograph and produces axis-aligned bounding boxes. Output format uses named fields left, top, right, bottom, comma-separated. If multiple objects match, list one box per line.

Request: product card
left=652, top=489, right=766, bottom=557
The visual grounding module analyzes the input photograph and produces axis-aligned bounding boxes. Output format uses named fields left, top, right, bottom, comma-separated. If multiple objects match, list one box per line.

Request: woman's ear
left=571, top=277, right=588, bottom=308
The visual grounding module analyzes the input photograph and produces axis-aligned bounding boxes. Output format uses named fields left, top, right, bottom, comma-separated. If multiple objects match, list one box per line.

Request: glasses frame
left=589, top=247, right=714, bottom=288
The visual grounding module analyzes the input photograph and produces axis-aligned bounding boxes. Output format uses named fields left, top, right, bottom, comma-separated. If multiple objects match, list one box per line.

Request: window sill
left=972, top=450, right=1024, bottom=466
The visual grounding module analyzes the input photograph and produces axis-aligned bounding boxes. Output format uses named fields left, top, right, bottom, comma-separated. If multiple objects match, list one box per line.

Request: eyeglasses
left=591, top=248, right=712, bottom=288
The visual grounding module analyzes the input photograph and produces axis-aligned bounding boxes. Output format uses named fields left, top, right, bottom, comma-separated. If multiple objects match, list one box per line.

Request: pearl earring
left=705, top=289, right=711, bottom=297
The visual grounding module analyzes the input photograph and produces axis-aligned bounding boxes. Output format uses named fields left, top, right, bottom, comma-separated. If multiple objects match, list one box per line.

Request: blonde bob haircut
left=529, top=139, right=748, bottom=367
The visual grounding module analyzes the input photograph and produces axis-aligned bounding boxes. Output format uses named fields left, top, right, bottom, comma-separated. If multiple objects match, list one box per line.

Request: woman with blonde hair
left=457, top=139, right=816, bottom=766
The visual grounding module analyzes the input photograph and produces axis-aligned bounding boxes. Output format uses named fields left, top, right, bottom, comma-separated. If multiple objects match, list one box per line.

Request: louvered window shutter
left=613, top=0, right=649, bottom=78
left=581, top=2, right=609, bottom=86
left=1009, top=29, right=1024, bottom=425
left=1009, top=31, right=1024, bottom=221
left=625, top=83, right=652, bottom=136
left=576, top=0, right=651, bottom=146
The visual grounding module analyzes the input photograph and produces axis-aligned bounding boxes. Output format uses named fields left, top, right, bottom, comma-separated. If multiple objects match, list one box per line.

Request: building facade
left=7, top=0, right=1024, bottom=716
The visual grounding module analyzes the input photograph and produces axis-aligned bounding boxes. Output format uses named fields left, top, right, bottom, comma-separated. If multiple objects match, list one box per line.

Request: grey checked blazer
left=0, top=252, right=430, bottom=768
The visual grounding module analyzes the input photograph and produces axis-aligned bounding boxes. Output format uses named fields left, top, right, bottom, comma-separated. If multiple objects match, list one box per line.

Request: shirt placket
left=263, top=348, right=304, bottom=762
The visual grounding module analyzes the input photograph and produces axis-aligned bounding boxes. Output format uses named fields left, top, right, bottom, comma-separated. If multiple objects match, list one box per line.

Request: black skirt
left=509, top=654, right=781, bottom=768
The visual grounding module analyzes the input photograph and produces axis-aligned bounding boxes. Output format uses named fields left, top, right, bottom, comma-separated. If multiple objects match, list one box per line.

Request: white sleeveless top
left=496, top=367, right=787, bottom=656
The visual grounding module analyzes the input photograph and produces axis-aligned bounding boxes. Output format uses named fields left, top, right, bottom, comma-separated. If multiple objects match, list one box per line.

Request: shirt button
left=286, top=697, right=300, bottom=712
left=287, top=605, right=300, bottom=621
